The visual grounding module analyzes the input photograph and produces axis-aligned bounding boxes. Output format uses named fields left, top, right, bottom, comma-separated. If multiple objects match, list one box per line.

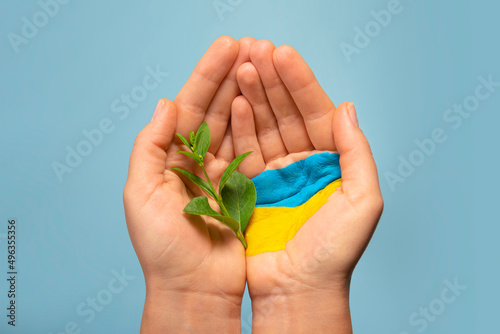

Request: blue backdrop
left=1, top=0, right=497, bottom=333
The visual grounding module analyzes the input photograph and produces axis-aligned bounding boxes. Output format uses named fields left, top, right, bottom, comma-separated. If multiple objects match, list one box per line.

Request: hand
left=231, top=40, right=384, bottom=333
left=124, top=36, right=256, bottom=333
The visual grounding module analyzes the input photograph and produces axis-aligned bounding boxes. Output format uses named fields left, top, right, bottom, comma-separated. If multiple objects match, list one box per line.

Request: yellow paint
left=245, top=179, right=342, bottom=256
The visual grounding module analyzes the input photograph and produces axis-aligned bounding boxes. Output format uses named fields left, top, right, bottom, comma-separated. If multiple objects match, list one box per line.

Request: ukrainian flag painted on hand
left=245, top=152, right=342, bottom=256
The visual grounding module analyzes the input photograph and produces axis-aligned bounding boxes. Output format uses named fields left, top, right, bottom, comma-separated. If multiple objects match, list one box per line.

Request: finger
left=273, top=45, right=336, bottom=151
left=174, top=36, right=239, bottom=138
left=126, top=99, right=177, bottom=193
left=204, top=37, right=257, bottom=154
left=249, top=40, right=314, bottom=153
left=236, top=62, right=287, bottom=162
left=333, top=102, right=382, bottom=203
left=215, top=126, right=235, bottom=163
left=231, top=95, right=266, bottom=178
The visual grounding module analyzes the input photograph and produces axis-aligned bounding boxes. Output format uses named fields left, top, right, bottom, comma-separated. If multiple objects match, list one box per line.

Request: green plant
left=172, top=122, right=256, bottom=247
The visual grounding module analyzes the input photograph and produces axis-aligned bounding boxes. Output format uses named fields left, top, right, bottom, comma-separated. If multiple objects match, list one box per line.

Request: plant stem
left=236, top=231, right=247, bottom=248
left=199, top=158, right=247, bottom=248
left=218, top=200, right=231, bottom=217
left=201, top=164, right=230, bottom=217
left=201, top=165, right=216, bottom=196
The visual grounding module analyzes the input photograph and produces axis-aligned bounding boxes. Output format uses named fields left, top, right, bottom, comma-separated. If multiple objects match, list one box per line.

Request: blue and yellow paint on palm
left=245, top=152, right=342, bottom=256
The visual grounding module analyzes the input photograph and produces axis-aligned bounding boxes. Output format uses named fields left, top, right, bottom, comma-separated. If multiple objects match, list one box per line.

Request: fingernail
left=152, top=99, right=165, bottom=121
left=347, top=102, right=358, bottom=127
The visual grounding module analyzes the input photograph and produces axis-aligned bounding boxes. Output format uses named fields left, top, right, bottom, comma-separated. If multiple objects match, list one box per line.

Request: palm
left=166, top=148, right=247, bottom=277
left=239, top=150, right=371, bottom=296
left=245, top=163, right=377, bottom=295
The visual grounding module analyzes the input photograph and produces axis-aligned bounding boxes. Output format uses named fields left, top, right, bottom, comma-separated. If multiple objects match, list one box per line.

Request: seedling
left=172, top=122, right=256, bottom=247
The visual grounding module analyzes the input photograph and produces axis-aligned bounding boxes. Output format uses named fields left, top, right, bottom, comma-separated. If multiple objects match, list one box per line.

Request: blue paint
left=251, top=152, right=341, bottom=207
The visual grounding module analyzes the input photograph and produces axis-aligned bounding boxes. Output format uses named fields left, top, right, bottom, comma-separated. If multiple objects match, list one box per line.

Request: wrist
left=142, top=287, right=242, bottom=333
left=250, top=289, right=352, bottom=334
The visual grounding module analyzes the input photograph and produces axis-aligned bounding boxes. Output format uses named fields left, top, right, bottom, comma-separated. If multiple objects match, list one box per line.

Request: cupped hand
left=123, top=36, right=257, bottom=332
left=231, top=40, right=384, bottom=332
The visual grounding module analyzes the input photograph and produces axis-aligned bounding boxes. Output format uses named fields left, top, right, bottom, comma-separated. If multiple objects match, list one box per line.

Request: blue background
left=1, top=0, right=497, bottom=333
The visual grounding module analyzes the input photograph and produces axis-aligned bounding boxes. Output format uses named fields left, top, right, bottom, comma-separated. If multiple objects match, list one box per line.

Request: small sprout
left=173, top=122, right=256, bottom=247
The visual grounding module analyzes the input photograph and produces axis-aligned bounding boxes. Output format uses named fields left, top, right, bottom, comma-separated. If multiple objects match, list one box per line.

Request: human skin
left=231, top=40, right=384, bottom=333
left=123, top=36, right=257, bottom=333
left=124, top=36, right=383, bottom=333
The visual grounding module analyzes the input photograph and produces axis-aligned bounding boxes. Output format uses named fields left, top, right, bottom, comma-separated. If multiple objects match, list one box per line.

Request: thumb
left=333, top=102, right=382, bottom=203
left=126, top=99, right=177, bottom=188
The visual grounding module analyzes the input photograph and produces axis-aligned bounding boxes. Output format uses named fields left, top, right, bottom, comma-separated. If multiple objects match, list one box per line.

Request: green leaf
left=171, top=168, right=217, bottom=199
left=177, top=150, right=202, bottom=163
left=221, top=171, right=257, bottom=232
left=219, top=151, right=252, bottom=194
left=184, top=196, right=240, bottom=232
left=171, top=123, right=255, bottom=248
left=194, top=122, right=210, bottom=158
left=176, top=133, right=192, bottom=151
